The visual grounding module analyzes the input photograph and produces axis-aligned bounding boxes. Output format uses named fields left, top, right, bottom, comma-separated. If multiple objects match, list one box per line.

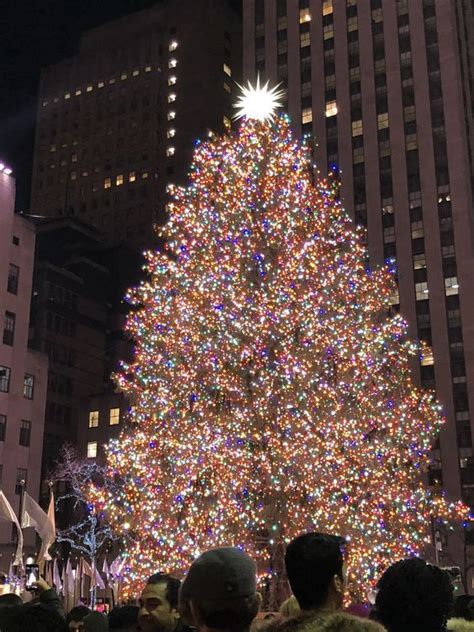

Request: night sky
left=1, top=0, right=241, bottom=211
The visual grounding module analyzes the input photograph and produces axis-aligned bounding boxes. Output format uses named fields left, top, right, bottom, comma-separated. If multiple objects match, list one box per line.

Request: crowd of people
left=0, top=532, right=472, bottom=632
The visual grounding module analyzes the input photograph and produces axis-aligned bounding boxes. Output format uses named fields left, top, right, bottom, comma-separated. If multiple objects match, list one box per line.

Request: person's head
left=82, top=611, right=109, bottom=632
left=0, top=592, right=22, bottom=608
left=285, top=533, right=346, bottom=612
left=108, top=604, right=139, bottom=631
left=453, top=595, right=474, bottom=621
left=374, top=557, right=453, bottom=632
left=67, top=605, right=91, bottom=630
left=0, top=603, right=69, bottom=631
left=179, top=547, right=261, bottom=632
left=138, top=572, right=181, bottom=632
left=300, top=612, right=385, bottom=632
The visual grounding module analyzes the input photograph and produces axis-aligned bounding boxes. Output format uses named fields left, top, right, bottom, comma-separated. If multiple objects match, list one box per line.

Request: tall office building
left=31, top=0, right=241, bottom=248
left=244, top=0, right=474, bottom=572
left=0, top=166, right=48, bottom=566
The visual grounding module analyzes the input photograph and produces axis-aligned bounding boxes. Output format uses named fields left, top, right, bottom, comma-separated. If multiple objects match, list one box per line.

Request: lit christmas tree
left=94, top=83, right=465, bottom=600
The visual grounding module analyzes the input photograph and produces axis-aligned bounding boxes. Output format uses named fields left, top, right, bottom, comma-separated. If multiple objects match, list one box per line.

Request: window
left=3, top=312, right=15, bottom=346
left=104, top=177, right=112, bottom=189
left=89, top=411, right=99, bottom=428
left=445, top=276, right=459, bottom=296
left=19, top=420, right=31, bottom=447
left=0, top=415, right=6, bottom=441
left=383, top=226, right=396, bottom=244
left=347, top=16, right=358, bottom=31
left=300, top=8, right=311, bottom=22
left=129, top=171, right=136, bottom=183
left=169, top=59, right=178, bottom=69
left=323, top=0, right=333, bottom=15
left=168, top=111, right=176, bottom=120
left=325, top=100, right=338, bottom=117
left=87, top=441, right=98, bottom=458
left=223, top=115, right=232, bottom=130
left=300, top=32, right=311, bottom=48
left=167, top=129, right=176, bottom=139
left=353, top=147, right=364, bottom=164
left=223, top=63, right=232, bottom=76
left=15, top=469, right=27, bottom=495
left=377, top=112, right=389, bottom=129
left=323, top=24, right=334, bottom=40
left=109, top=408, right=120, bottom=426
left=416, top=282, right=429, bottom=300
left=23, top=374, right=34, bottom=399
left=168, top=93, right=177, bottom=103
left=413, top=253, right=426, bottom=269
left=421, top=351, right=434, bottom=366
left=411, top=221, right=424, bottom=239
left=168, top=76, right=177, bottom=86
left=224, top=82, right=231, bottom=93
left=302, top=108, right=313, bottom=124
left=406, top=134, right=417, bottom=150
left=167, top=147, right=176, bottom=157
left=142, top=172, right=149, bottom=179
left=7, top=264, right=19, bottom=295
left=169, top=41, right=178, bottom=52
left=116, top=174, right=124, bottom=186
left=0, top=367, right=11, bottom=393
left=352, top=120, right=363, bottom=136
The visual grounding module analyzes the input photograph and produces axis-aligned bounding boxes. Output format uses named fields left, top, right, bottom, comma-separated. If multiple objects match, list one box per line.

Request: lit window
left=104, top=177, right=112, bottom=189
left=350, top=66, right=361, bottom=81
left=168, top=111, right=176, bottom=120
left=129, top=171, right=136, bottom=182
left=167, top=147, right=176, bottom=157
left=377, top=113, right=389, bottom=130
left=223, top=63, right=232, bottom=78
left=421, top=352, right=434, bottom=367
left=352, top=120, right=363, bottom=136
left=411, top=221, right=424, bottom=239
left=88, top=411, right=99, bottom=428
left=413, top=253, right=426, bottom=269
left=82, top=171, right=88, bottom=177
left=223, top=115, right=232, bottom=130
left=406, top=134, right=418, bottom=151
left=42, top=100, right=49, bottom=107
left=98, top=81, right=104, bottom=88
left=300, top=32, right=311, bottom=48
left=169, top=41, right=178, bottom=52
left=64, top=92, right=71, bottom=100
left=109, top=408, right=120, bottom=426
left=372, top=8, right=383, bottom=23
left=400, top=51, right=412, bottom=65
left=133, top=69, right=139, bottom=76
left=383, top=226, right=395, bottom=244
left=388, top=290, right=399, bottom=306
left=0, top=366, right=11, bottom=393
left=347, top=16, right=358, bottom=31
left=121, top=72, right=128, bottom=80
left=168, top=93, right=177, bottom=103
left=87, top=441, right=98, bottom=458
left=71, top=153, right=77, bottom=162
left=300, top=8, right=311, bottom=22
left=224, top=82, right=231, bottom=94
left=86, top=85, right=93, bottom=92
left=404, top=105, right=416, bottom=122
left=116, top=174, right=124, bottom=186
left=169, top=59, right=178, bottom=69
left=323, top=0, right=333, bottom=15
left=167, top=129, right=176, bottom=138
left=70, top=171, right=77, bottom=181
left=302, top=108, right=313, bottom=125
left=323, top=24, right=334, bottom=40
left=109, top=78, right=116, bottom=84
left=445, top=277, right=459, bottom=296
left=168, top=76, right=177, bottom=86
left=145, top=65, right=152, bottom=72
left=23, top=374, right=34, bottom=400
left=353, top=147, right=364, bottom=164
left=142, top=172, right=149, bottom=179
left=415, top=282, right=429, bottom=300
left=325, top=100, right=338, bottom=117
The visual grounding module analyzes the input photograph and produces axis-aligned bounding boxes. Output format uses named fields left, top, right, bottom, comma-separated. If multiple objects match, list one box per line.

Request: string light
left=93, top=114, right=466, bottom=599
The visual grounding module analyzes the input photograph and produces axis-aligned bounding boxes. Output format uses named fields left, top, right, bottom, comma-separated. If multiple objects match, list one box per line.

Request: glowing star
left=233, top=77, right=285, bottom=122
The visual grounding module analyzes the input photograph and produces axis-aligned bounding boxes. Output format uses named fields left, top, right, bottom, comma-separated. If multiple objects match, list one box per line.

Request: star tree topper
left=233, top=76, right=285, bottom=122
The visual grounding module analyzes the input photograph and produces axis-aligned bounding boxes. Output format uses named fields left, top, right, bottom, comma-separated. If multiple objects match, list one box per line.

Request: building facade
left=243, top=0, right=474, bottom=574
left=31, top=0, right=241, bottom=249
left=0, top=168, right=48, bottom=565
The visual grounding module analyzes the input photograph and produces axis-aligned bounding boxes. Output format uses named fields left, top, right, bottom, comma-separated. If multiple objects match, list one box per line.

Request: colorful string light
left=93, top=114, right=466, bottom=600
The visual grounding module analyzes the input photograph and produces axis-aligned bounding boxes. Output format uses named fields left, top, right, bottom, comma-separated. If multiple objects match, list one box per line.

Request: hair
left=0, top=604, right=68, bottom=632
left=108, top=605, right=139, bottom=630
left=374, top=557, right=454, bottom=632
left=66, top=604, right=91, bottom=623
left=0, top=593, right=23, bottom=608
left=300, top=612, right=385, bottom=632
left=285, top=533, right=345, bottom=610
left=147, top=572, right=181, bottom=610
left=453, top=595, right=474, bottom=621
left=191, top=593, right=260, bottom=632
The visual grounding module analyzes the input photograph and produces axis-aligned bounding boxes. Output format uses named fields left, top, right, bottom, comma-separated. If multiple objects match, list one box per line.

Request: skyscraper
left=31, top=0, right=241, bottom=248
left=244, top=0, right=474, bottom=571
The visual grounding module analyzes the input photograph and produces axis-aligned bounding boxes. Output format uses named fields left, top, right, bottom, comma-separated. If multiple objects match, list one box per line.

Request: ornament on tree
left=92, top=82, right=466, bottom=601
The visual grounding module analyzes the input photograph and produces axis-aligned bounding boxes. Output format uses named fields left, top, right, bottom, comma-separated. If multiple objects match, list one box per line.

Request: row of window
left=0, top=367, right=34, bottom=399
left=88, top=408, right=120, bottom=428
left=0, top=415, right=31, bottom=447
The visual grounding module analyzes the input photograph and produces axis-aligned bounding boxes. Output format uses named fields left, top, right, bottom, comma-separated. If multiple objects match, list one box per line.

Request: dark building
left=243, top=0, right=474, bottom=577
left=28, top=218, right=139, bottom=477
left=30, top=0, right=242, bottom=248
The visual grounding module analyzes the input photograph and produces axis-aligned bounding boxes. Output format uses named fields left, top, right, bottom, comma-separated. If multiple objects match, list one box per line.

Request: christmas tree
left=95, top=84, right=465, bottom=600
